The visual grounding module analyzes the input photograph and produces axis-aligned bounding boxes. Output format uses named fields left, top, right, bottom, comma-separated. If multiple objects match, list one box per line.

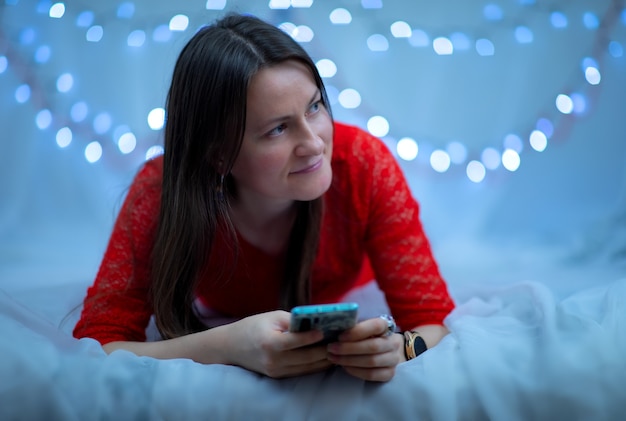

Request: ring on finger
left=379, top=314, right=396, bottom=337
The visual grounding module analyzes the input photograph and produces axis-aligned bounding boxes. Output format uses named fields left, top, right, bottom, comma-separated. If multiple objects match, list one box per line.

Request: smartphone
left=289, top=302, right=359, bottom=343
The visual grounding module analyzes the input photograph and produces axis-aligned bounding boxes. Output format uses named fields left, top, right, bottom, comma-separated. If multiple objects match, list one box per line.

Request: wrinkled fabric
left=2, top=278, right=625, bottom=421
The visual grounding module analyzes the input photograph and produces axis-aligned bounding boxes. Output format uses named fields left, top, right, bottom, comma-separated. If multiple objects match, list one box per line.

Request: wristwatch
left=403, top=331, right=427, bottom=360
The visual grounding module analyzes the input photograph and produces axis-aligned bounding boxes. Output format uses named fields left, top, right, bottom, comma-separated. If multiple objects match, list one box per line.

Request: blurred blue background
left=1, top=0, right=624, bottom=298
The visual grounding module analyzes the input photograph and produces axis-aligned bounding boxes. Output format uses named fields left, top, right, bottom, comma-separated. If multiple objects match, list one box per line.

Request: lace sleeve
left=73, top=158, right=162, bottom=345
left=361, top=133, right=454, bottom=330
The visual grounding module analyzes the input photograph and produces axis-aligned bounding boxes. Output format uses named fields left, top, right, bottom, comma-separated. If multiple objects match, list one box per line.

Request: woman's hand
left=222, top=310, right=333, bottom=379
left=326, top=317, right=405, bottom=382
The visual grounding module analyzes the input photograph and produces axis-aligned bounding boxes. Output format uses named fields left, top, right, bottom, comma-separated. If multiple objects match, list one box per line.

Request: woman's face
left=230, top=60, right=333, bottom=209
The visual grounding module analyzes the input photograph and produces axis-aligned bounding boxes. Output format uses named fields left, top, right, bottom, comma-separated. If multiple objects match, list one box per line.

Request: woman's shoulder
left=332, top=121, right=392, bottom=163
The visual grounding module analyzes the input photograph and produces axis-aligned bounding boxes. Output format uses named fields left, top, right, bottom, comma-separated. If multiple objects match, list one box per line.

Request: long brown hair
left=150, top=14, right=332, bottom=339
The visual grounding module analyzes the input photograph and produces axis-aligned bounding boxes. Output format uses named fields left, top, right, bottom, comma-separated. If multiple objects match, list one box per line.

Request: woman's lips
left=291, top=158, right=322, bottom=174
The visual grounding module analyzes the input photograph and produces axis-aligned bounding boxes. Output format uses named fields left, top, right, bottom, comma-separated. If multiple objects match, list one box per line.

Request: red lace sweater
left=74, top=122, right=454, bottom=345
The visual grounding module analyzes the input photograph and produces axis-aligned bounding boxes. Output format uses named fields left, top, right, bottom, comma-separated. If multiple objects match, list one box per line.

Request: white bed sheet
left=2, top=269, right=625, bottom=420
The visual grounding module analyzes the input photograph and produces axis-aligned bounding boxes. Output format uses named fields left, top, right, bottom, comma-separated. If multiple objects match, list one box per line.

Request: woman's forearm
left=409, top=324, right=449, bottom=349
left=101, top=324, right=232, bottom=365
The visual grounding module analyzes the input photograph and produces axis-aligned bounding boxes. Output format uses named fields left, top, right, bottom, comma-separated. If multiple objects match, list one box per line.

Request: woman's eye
left=308, top=101, right=321, bottom=114
left=267, top=124, right=286, bottom=137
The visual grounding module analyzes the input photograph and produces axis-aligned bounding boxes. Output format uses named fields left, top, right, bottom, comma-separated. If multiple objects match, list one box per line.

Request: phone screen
left=289, top=302, right=359, bottom=343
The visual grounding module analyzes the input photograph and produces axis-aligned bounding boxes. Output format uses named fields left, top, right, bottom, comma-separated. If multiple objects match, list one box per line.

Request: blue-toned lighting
left=279, top=22, right=297, bottom=37
left=293, top=25, right=314, bottom=42
left=450, top=32, right=471, bottom=51
left=316, top=59, right=337, bottom=78
left=56, top=127, right=72, bottom=148
left=127, top=30, right=146, bottom=47
left=20, top=27, right=36, bottom=45
left=409, top=29, right=429, bottom=47
left=148, top=107, right=165, bottom=130
left=483, top=4, right=503, bottom=21
left=466, top=160, right=486, bottom=183
left=15, top=84, right=31, bottom=103
left=581, top=57, right=599, bottom=70
left=367, top=34, right=389, bottom=51
left=76, top=11, right=94, bottom=27
left=582, top=12, right=599, bottom=29
left=585, top=66, right=601, bottom=85
left=5, top=0, right=18, bottom=5
left=447, top=141, right=467, bottom=164
left=550, top=11, right=568, bottom=29
left=85, top=141, right=102, bottom=163
left=476, top=38, right=495, bottom=56
left=329, top=8, right=352, bottom=24
left=361, top=0, right=382, bottom=9
left=556, top=94, right=573, bottom=114
left=36, top=109, right=52, bottom=129
left=397, top=137, right=418, bottom=161
left=269, top=0, right=290, bottom=9
left=117, top=2, right=135, bottom=19
left=118, top=132, right=137, bottom=154
left=291, top=0, right=313, bottom=7
left=536, top=118, right=553, bottom=138
left=93, top=112, right=112, bottom=134
left=86, top=25, right=104, bottom=42
left=206, top=0, right=226, bottom=9
left=152, top=25, right=172, bottom=42
left=515, top=26, right=533, bottom=44
left=169, top=15, right=189, bottom=32
left=36, top=0, right=51, bottom=13
left=0, top=56, right=7, bottom=73
left=338, top=88, right=361, bottom=109
left=481, top=147, right=501, bottom=170
left=609, top=41, right=623, bottom=58
left=502, top=149, right=520, bottom=171
left=324, top=84, right=339, bottom=105
left=56, top=72, right=73, bottom=92
left=529, top=130, right=547, bottom=152
left=570, top=93, right=587, bottom=114
left=621, top=8, right=626, bottom=25
left=145, top=145, right=164, bottom=160
left=70, top=101, right=88, bottom=122
left=367, top=116, right=389, bottom=137
left=390, top=21, right=412, bottom=38
left=503, top=134, right=523, bottom=153
left=113, top=124, right=131, bottom=141
left=49, top=2, right=64, bottom=18
left=34, top=45, right=51, bottom=63
left=433, top=37, right=453, bottom=55
left=430, top=150, right=451, bottom=173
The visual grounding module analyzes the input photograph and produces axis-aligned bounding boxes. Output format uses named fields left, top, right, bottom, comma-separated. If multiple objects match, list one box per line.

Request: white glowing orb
left=397, top=138, right=418, bottom=161
left=529, top=130, right=547, bottom=152
left=56, top=127, right=72, bottom=148
left=502, top=149, right=521, bottom=171
left=329, top=8, right=352, bottom=24
left=316, top=59, right=337, bottom=78
left=118, top=132, right=137, bottom=154
left=367, top=116, right=389, bottom=137
left=338, top=89, right=361, bottom=109
left=466, top=160, right=486, bottom=183
left=148, top=108, right=166, bottom=130
left=430, top=150, right=451, bottom=173
left=85, top=141, right=103, bottom=163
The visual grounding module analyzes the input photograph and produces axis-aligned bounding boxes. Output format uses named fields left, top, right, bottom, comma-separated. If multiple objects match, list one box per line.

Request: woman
left=73, top=13, right=454, bottom=382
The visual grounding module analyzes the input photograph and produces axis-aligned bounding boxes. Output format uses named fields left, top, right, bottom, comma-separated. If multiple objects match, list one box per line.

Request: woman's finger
left=338, top=317, right=389, bottom=342
left=327, top=349, right=399, bottom=369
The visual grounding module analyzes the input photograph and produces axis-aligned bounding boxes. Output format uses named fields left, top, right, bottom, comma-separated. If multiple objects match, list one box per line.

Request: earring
left=216, top=174, right=225, bottom=200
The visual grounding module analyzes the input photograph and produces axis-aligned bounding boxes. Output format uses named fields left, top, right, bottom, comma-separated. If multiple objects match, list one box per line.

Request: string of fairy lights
left=0, top=0, right=625, bottom=183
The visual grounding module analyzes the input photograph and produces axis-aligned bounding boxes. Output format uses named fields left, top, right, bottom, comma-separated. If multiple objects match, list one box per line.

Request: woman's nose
left=294, top=123, right=324, bottom=156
